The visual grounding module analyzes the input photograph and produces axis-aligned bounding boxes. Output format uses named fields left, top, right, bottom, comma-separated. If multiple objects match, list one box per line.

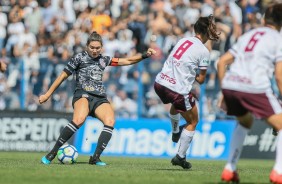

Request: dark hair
left=194, top=15, right=220, bottom=41
left=87, top=31, right=103, bottom=46
left=264, top=3, right=282, bottom=28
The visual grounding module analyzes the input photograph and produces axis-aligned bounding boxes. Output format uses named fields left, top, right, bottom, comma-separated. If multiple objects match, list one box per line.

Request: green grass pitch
left=0, top=152, right=274, bottom=184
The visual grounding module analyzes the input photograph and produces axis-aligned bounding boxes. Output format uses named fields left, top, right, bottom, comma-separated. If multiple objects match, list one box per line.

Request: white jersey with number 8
left=155, top=37, right=210, bottom=95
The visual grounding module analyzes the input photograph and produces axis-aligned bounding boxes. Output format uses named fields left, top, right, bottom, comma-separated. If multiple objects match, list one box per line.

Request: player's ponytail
left=194, top=15, right=220, bottom=41
left=87, top=31, right=103, bottom=46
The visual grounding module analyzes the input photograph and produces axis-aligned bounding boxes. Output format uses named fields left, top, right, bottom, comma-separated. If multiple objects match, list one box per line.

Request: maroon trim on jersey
left=154, top=82, right=195, bottom=112
left=222, top=89, right=277, bottom=118
left=109, top=58, right=119, bottom=66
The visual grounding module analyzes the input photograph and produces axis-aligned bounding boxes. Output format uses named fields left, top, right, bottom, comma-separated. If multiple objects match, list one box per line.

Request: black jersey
left=64, top=51, right=114, bottom=97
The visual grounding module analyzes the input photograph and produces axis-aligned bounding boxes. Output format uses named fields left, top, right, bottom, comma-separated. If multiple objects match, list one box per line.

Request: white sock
left=170, top=113, right=180, bottom=133
left=274, top=130, right=282, bottom=174
left=225, top=123, right=249, bottom=171
left=177, top=129, right=195, bottom=158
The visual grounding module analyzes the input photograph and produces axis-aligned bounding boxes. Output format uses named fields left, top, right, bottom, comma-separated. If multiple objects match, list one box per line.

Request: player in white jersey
left=154, top=15, right=220, bottom=169
left=217, top=3, right=282, bottom=183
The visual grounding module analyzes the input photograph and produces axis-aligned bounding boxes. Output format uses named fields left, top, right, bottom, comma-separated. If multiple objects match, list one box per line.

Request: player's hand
left=0, top=61, right=7, bottom=73
left=217, top=92, right=227, bottom=113
left=146, top=48, right=157, bottom=57
left=39, top=94, right=49, bottom=104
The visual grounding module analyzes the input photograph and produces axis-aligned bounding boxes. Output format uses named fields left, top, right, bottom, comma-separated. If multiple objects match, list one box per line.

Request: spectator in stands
left=39, top=31, right=156, bottom=166
left=154, top=15, right=220, bottom=170
left=217, top=3, right=282, bottom=183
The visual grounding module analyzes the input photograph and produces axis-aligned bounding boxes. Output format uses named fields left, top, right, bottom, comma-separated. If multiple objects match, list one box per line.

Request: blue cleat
left=41, top=152, right=56, bottom=165
left=89, top=156, right=107, bottom=166
left=95, top=161, right=106, bottom=166
left=41, top=156, right=51, bottom=165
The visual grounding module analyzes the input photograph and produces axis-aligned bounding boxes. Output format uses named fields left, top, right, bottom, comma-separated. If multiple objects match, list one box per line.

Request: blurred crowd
left=0, top=0, right=280, bottom=119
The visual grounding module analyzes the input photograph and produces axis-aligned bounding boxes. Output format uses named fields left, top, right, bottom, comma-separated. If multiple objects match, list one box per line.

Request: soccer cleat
left=89, top=156, right=106, bottom=166
left=270, top=170, right=282, bottom=184
left=221, top=169, right=240, bottom=183
left=171, top=154, right=192, bottom=169
left=172, top=124, right=186, bottom=143
left=41, top=152, right=56, bottom=165
left=41, top=156, right=51, bottom=165
left=272, top=128, right=278, bottom=136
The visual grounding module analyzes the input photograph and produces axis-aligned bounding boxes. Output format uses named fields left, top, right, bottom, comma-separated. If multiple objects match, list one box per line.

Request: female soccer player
left=40, top=31, right=156, bottom=165
left=217, top=3, right=282, bottom=183
left=154, top=15, right=219, bottom=169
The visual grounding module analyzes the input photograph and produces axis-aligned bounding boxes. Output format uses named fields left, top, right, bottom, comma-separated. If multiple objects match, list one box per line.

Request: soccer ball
left=57, top=144, right=78, bottom=164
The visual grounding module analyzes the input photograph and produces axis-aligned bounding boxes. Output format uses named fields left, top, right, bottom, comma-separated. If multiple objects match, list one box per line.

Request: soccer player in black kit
left=39, top=31, right=156, bottom=165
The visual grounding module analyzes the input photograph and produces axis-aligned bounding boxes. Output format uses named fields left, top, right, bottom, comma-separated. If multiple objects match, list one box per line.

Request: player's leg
left=221, top=112, right=253, bottom=182
left=154, top=82, right=184, bottom=142
left=266, top=113, right=282, bottom=183
left=89, top=103, right=115, bottom=166
left=171, top=104, right=198, bottom=169
left=170, top=105, right=185, bottom=143
left=41, top=98, right=89, bottom=164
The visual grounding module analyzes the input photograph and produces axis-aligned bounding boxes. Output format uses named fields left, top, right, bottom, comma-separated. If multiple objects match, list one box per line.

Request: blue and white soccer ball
left=57, top=144, right=78, bottom=164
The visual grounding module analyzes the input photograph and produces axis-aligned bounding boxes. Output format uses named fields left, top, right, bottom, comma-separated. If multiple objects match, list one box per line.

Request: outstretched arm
left=115, top=48, right=156, bottom=66
left=39, top=71, right=69, bottom=104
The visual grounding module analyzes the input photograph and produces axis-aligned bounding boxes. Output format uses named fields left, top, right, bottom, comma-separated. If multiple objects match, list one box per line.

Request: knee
left=103, top=117, right=115, bottom=127
left=186, top=119, right=198, bottom=130
left=73, top=117, right=86, bottom=126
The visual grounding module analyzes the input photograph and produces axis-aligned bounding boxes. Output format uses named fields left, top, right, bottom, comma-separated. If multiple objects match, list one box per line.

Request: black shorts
left=72, top=89, right=110, bottom=117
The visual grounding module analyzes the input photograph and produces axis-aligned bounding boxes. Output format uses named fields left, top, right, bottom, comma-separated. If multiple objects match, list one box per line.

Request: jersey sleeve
left=229, top=41, right=239, bottom=57
left=63, top=53, right=82, bottom=75
left=198, top=50, right=210, bottom=70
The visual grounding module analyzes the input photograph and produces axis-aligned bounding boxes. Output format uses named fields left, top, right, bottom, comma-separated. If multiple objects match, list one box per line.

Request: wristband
left=141, top=52, right=149, bottom=59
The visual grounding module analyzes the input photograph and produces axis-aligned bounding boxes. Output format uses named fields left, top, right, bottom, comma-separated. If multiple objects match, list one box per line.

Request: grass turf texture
left=0, top=152, right=274, bottom=184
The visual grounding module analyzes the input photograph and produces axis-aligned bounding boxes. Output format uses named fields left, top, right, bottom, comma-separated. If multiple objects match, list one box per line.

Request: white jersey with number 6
left=155, top=37, right=210, bottom=95
left=222, top=27, right=282, bottom=93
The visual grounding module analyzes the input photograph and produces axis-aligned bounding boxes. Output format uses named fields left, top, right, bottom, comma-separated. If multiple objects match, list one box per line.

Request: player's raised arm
left=113, top=48, right=156, bottom=66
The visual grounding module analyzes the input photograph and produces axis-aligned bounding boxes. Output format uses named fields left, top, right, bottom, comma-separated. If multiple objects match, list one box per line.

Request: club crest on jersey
left=99, top=59, right=106, bottom=68
left=83, top=86, right=95, bottom=91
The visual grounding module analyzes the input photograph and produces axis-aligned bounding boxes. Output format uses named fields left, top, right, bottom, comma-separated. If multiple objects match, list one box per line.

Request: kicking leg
left=41, top=98, right=88, bottom=164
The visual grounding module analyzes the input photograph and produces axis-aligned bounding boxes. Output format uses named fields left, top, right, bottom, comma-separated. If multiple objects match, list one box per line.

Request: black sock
left=93, top=125, right=114, bottom=158
left=47, top=121, right=79, bottom=157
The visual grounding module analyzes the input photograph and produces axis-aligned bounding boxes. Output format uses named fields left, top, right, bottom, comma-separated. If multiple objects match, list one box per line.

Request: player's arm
left=111, top=48, right=156, bottom=66
left=217, top=51, right=235, bottom=86
left=0, top=61, right=7, bottom=73
left=195, top=70, right=207, bottom=84
left=39, top=71, right=70, bottom=104
left=275, top=61, right=282, bottom=96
